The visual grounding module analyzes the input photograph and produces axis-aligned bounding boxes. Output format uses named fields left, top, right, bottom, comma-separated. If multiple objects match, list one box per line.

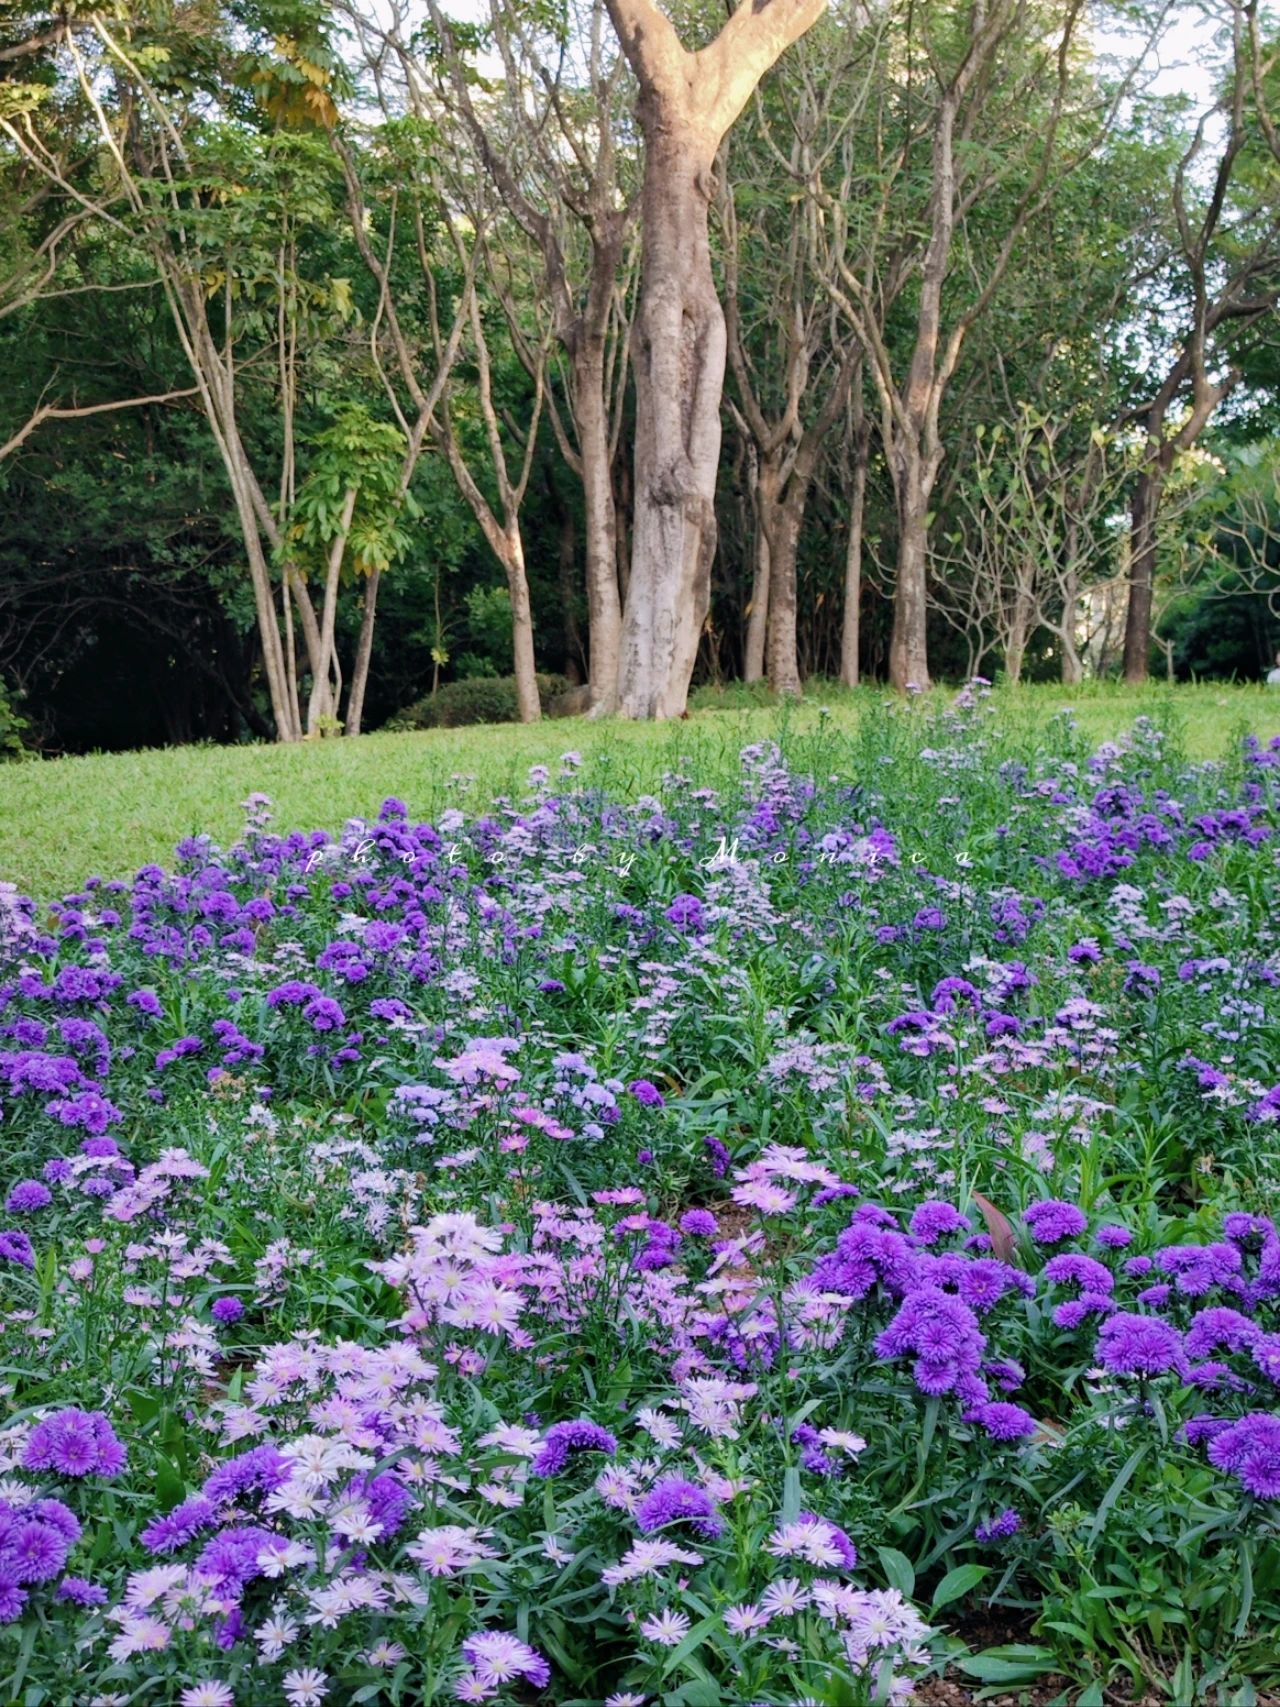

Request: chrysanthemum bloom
left=1023, top=1199, right=1088, bottom=1245
left=634, top=1476, right=723, bottom=1538
left=210, top=1297, right=244, bottom=1325
left=0, top=1230, right=35, bottom=1270
left=680, top=1209, right=718, bottom=1237
left=57, top=1575, right=107, bottom=1605
left=1095, top=1224, right=1133, bottom=1249
left=1206, top=1413, right=1280, bottom=1499
left=529, top=1419, right=618, bottom=1478
left=23, top=1408, right=127, bottom=1478
left=5, top=1181, right=51, bottom=1214
left=909, top=1201, right=971, bottom=1245
left=179, top=1685, right=235, bottom=1707
left=628, top=1078, right=665, bottom=1107
left=1096, top=1313, right=1183, bottom=1377
left=460, top=1631, right=551, bottom=1689
left=964, top=1402, right=1038, bottom=1442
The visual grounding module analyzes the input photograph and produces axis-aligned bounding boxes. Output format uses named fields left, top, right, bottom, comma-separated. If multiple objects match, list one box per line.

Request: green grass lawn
left=3, top=679, right=1278, bottom=897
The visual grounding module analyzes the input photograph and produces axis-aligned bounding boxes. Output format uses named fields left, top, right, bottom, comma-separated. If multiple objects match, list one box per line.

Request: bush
left=388, top=673, right=570, bottom=730
left=0, top=676, right=29, bottom=759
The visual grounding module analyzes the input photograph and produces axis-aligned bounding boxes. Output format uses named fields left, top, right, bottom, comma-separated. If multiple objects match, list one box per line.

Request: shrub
left=0, top=676, right=29, bottom=759
left=387, top=673, right=570, bottom=729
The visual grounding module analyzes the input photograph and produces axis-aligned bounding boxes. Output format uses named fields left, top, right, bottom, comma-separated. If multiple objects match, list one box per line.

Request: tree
left=602, top=0, right=829, bottom=718
left=397, top=0, right=638, bottom=714
left=1119, top=0, right=1280, bottom=682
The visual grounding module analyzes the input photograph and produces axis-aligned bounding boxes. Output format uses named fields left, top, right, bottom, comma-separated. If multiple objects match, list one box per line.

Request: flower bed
left=1, top=691, right=1278, bottom=1703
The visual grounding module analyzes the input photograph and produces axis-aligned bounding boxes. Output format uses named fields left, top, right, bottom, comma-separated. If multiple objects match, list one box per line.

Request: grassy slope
left=3, top=680, right=1278, bottom=897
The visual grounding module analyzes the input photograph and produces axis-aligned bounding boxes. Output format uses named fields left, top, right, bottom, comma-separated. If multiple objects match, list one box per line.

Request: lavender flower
left=530, top=1420, right=618, bottom=1478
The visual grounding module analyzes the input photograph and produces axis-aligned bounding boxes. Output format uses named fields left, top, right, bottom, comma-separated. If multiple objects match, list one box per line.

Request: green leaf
left=955, top=1645, right=1056, bottom=1684
left=1088, top=1443, right=1148, bottom=1544
left=930, top=1563, right=989, bottom=1613
left=876, top=1546, right=915, bottom=1597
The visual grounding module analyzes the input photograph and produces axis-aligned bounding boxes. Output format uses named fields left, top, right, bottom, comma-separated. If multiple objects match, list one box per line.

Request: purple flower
left=964, top=1401, right=1038, bottom=1442
left=461, top=1631, right=551, bottom=1691
left=974, top=1508, right=1021, bottom=1542
left=530, top=1420, right=618, bottom=1478
left=23, top=1409, right=126, bottom=1478
left=211, top=1297, right=244, bottom=1325
left=140, top=1496, right=218, bottom=1554
left=664, top=894, right=706, bottom=934
left=1205, top=1414, right=1280, bottom=1499
left=1095, top=1225, right=1133, bottom=1249
left=628, top=1079, right=665, bottom=1108
left=797, top=1510, right=858, bottom=1572
left=0, top=1230, right=35, bottom=1270
left=56, top=1575, right=106, bottom=1606
left=1096, top=1313, right=1183, bottom=1377
left=8, top=1519, right=68, bottom=1583
left=4, top=1181, right=50, bottom=1214
left=635, top=1476, right=723, bottom=1538
left=1023, top=1199, right=1088, bottom=1245
left=202, top=1445, right=291, bottom=1506
left=1043, top=1254, right=1114, bottom=1294
left=704, top=1136, right=730, bottom=1178
left=679, top=1209, right=718, bottom=1237
left=909, top=1201, right=971, bottom=1245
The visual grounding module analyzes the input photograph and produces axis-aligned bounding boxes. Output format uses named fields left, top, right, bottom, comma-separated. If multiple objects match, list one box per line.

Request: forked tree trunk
left=606, top=0, right=828, bottom=717
left=617, top=123, right=723, bottom=718
left=1123, top=463, right=1164, bottom=685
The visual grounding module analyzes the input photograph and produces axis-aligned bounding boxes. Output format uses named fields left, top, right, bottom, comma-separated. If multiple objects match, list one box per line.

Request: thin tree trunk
left=576, top=341, right=622, bottom=710
left=308, top=484, right=358, bottom=734
left=744, top=449, right=770, bottom=684
left=345, top=567, right=380, bottom=736
left=1123, top=462, right=1163, bottom=684
left=764, top=491, right=804, bottom=698
left=889, top=458, right=932, bottom=691
left=840, top=416, right=869, bottom=688
left=504, top=528, right=541, bottom=722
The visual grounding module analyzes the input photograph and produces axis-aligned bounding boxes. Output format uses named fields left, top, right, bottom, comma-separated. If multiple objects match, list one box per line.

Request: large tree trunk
left=763, top=445, right=820, bottom=699
left=763, top=493, right=803, bottom=698
left=345, top=567, right=380, bottom=737
left=575, top=340, right=623, bottom=711
left=617, top=122, right=723, bottom=718
left=840, top=415, right=869, bottom=688
left=889, top=457, right=932, bottom=691
left=1122, top=462, right=1163, bottom=684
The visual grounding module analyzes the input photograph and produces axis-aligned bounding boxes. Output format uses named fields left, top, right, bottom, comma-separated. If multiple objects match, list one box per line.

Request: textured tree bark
left=763, top=486, right=804, bottom=698
left=606, top=0, right=828, bottom=717
left=889, top=458, right=933, bottom=692
left=743, top=445, right=769, bottom=684
left=617, top=123, right=724, bottom=718
left=575, top=341, right=622, bottom=708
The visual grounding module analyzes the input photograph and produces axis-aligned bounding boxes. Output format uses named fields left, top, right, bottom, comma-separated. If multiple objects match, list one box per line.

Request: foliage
left=388, top=672, right=572, bottom=729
